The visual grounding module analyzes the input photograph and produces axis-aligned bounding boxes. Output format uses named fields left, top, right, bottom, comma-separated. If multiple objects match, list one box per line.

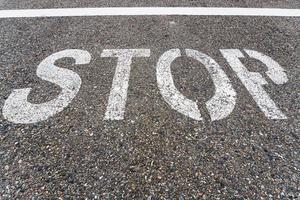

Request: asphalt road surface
left=0, top=1, right=299, bottom=199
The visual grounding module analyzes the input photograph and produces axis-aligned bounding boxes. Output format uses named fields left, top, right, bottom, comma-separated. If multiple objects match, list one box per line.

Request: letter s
left=2, top=49, right=91, bottom=124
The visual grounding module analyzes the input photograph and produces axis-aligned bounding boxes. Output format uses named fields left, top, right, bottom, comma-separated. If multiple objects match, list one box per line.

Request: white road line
left=0, top=7, right=299, bottom=18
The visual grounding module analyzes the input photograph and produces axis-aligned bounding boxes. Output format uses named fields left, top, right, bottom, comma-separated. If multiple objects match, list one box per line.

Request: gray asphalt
left=0, top=1, right=299, bottom=199
left=0, top=0, right=299, bottom=9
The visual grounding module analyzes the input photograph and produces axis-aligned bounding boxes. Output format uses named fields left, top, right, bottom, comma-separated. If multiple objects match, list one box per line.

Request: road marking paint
left=2, top=48, right=289, bottom=124
left=101, top=49, right=151, bottom=120
left=3, top=49, right=91, bottom=124
left=244, top=49, right=288, bottom=85
left=156, top=49, right=203, bottom=121
left=220, top=49, right=288, bottom=119
left=0, top=7, right=299, bottom=18
left=185, top=49, right=236, bottom=121
left=156, top=49, right=236, bottom=121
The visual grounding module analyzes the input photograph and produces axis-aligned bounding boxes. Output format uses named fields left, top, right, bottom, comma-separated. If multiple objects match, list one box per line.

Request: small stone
left=169, top=21, right=176, bottom=26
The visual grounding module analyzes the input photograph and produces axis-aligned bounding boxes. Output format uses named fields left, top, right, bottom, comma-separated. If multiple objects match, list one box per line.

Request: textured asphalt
left=0, top=0, right=300, bottom=9
left=0, top=1, right=299, bottom=199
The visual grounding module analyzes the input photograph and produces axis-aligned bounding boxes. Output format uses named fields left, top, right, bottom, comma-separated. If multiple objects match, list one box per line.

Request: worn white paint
left=3, top=49, right=91, bottom=124
left=244, top=49, right=288, bottom=84
left=220, top=49, right=287, bottom=119
left=156, top=49, right=203, bottom=120
left=157, top=49, right=236, bottom=121
left=0, top=7, right=299, bottom=18
left=101, top=49, right=150, bottom=120
left=2, top=48, right=289, bottom=124
left=186, top=49, right=236, bottom=121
